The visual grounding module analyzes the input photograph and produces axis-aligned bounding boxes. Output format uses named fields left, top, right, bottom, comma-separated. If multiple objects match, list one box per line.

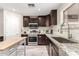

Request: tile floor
left=16, top=45, right=48, bottom=56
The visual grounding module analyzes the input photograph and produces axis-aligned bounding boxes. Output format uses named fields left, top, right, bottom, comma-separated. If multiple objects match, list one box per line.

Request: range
left=28, top=29, right=39, bottom=45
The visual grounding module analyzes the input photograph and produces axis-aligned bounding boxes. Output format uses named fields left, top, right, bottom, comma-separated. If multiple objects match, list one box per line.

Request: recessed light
left=12, top=8, right=16, bottom=11
left=38, top=8, right=40, bottom=11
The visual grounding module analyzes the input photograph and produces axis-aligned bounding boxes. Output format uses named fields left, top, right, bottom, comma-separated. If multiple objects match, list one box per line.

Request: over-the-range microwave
left=29, top=23, right=38, bottom=29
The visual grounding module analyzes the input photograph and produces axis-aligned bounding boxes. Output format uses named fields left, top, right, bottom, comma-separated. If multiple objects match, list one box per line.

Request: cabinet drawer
left=51, top=46, right=59, bottom=56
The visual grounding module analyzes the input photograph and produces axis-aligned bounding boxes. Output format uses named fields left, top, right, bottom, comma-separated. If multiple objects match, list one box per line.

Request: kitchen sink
left=52, top=37, right=77, bottom=43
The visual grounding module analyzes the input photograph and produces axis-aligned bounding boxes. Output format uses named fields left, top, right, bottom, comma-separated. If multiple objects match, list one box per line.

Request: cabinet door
left=45, top=36, right=50, bottom=45
left=51, top=43, right=59, bottom=56
left=38, top=35, right=49, bottom=45
left=51, top=46, right=58, bottom=56
left=29, top=18, right=38, bottom=23
left=46, top=15, right=51, bottom=26
left=21, top=34, right=28, bottom=45
left=23, top=16, right=30, bottom=27
left=47, top=40, right=59, bottom=56
left=38, top=35, right=44, bottom=45
left=47, top=43, right=52, bottom=56
left=38, top=16, right=46, bottom=26
left=50, top=10, right=57, bottom=25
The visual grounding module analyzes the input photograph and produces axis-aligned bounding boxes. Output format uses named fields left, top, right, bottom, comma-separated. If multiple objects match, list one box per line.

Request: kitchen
left=0, top=3, right=79, bottom=56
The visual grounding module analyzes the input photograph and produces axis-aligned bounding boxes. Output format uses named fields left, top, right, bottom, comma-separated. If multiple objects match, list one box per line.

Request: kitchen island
left=0, top=37, right=26, bottom=56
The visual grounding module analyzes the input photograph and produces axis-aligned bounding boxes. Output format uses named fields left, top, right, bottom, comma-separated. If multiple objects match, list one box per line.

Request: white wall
left=54, top=3, right=79, bottom=42
left=57, top=4, right=72, bottom=38
left=0, top=9, right=4, bottom=36
left=21, top=27, right=52, bottom=34
left=4, top=10, right=22, bottom=39
left=57, top=3, right=73, bottom=25
left=53, top=3, right=73, bottom=38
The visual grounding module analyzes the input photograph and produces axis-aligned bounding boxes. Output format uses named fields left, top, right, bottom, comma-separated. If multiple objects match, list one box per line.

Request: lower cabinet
left=38, top=34, right=59, bottom=56
left=38, top=34, right=49, bottom=45
left=21, top=34, right=49, bottom=45
left=47, top=43, right=51, bottom=56
left=47, top=41, right=59, bottom=56
left=21, top=34, right=28, bottom=45
left=51, top=43, right=59, bottom=56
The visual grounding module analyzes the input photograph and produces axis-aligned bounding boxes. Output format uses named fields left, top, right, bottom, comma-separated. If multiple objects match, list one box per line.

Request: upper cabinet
left=38, top=16, right=47, bottom=26
left=50, top=10, right=57, bottom=25
left=38, top=15, right=51, bottom=27
left=23, top=10, right=57, bottom=27
left=23, top=16, right=30, bottom=27
left=46, top=15, right=51, bottom=26
left=29, top=18, right=38, bottom=23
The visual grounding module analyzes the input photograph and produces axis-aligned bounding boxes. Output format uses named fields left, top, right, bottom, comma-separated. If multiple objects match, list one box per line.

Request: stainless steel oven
left=29, top=37, right=37, bottom=42
left=28, top=33, right=38, bottom=45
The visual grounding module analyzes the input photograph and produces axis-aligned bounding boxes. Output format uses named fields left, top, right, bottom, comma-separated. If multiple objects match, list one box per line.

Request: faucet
left=60, top=23, right=72, bottom=39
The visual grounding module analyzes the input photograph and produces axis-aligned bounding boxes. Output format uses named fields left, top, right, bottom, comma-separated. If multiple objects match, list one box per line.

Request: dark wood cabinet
left=23, top=16, right=30, bottom=27
left=38, top=34, right=49, bottom=45
left=21, top=34, right=28, bottom=45
left=50, top=10, right=57, bottom=25
left=38, top=16, right=47, bottom=26
left=38, top=15, right=51, bottom=27
left=29, top=18, right=38, bottom=23
left=47, top=38, right=59, bottom=56
left=46, top=15, right=51, bottom=26
left=51, top=42, right=59, bottom=56
left=23, top=10, right=56, bottom=27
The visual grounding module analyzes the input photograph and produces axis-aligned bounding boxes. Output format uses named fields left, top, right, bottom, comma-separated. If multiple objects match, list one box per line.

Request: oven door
left=29, top=37, right=37, bottom=42
left=28, top=36, right=38, bottom=45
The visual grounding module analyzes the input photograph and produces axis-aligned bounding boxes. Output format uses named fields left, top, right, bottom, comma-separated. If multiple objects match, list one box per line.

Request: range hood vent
left=28, top=4, right=35, bottom=7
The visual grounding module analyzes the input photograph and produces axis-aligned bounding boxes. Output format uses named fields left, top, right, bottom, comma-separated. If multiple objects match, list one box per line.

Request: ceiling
left=0, top=3, right=62, bottom=16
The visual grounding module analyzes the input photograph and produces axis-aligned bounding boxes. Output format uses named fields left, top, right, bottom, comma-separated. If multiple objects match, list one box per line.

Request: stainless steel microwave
left=29, top=23, right=38, bottom=29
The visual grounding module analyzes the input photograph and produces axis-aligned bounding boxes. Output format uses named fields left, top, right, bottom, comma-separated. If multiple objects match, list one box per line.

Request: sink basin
left=52, top=37, right=77, bottom=43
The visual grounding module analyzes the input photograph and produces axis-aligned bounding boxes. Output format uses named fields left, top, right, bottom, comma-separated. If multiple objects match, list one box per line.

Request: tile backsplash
left=21, top=27, right=52, bottom=34
left=57, top=24, right=79, bottom=41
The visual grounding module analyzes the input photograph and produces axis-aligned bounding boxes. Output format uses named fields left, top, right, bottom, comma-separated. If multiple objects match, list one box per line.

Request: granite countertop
left=61, top=43, right=79, bottom=56
left=46, top=34, right=79, bottom=56
left=0, top=37, right=26, bottom=51
left=21, top=33, right=79, bottom=56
